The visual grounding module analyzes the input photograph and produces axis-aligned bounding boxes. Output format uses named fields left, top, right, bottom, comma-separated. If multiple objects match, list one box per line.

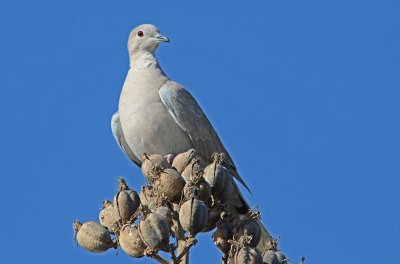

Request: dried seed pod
left=235, top=247, right=263, bottom=264
left=153, top=206, right=173, bottom=228
left=141, top=153, right=171, bottom=181
left=139, top=185, right=159, bottom=209
left=262, top=250, right=279, bottom=264
left=179, top=195, right=208, bottom=237
left=183, top=178, right=211, bottom=203
left=156, top=168, right=185, bottom=202
left=236, top=220, right=261, bottom=247
left=182, top=159, right=211, bottom=203
left=172, top=149, right=198, bottom=173
left=99, top=200, right=121, bottom=233
left=235, top=210, right=262, bottom=248
left=138, top=208, right=170, bottom=251
left=262, top=238, right=286, bottom=264
left=212, top=221, right=233, bottom=254
left=198, top=179, right=212, bottom=202
left=113, top=178, right=140, bottom=223
left=203, top=153, right=232, bottom=200
left=73, top=220, right=115, bottom=253
left=203, top=203, right=224, bottom=232
left=181, top=158, right=203, bottom=181
left=119, top=224, right=146, bottom=258
left=275, top=251, right=287, bottom=264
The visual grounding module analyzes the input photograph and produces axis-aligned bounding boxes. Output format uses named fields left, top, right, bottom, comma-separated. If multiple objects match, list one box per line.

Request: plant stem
left=175, top=220, right=189, bottom=263
left=177, top=238, right=197, bottom=262
left=172, top=204, right=190, bottom=264
left=151, top=254, right=169, bottom=264
left=169, top=244, right=178, bottom=264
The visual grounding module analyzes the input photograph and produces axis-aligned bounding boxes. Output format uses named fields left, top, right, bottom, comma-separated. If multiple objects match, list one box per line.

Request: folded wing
left=159, top=81, right=250, bottom=192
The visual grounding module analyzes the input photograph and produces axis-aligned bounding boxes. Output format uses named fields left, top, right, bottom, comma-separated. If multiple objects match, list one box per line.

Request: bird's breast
left=118, top=70, right=192, bottom=159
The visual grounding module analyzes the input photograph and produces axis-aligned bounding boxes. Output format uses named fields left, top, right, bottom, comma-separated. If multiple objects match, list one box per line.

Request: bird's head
left=127, top=24, right=169, bottom=56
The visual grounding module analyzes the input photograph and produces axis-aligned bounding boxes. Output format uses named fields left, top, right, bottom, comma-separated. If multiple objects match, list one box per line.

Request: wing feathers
left=159, top=81, right=250, bottom=192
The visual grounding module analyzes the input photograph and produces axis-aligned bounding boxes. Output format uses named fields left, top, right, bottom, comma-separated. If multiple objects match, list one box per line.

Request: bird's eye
left=137, top=31, right=144, bottom=38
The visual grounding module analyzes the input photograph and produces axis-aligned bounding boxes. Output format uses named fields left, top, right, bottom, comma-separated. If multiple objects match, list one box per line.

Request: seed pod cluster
left=73, top=178, right=145, bottom=258
left=73, top=150, right=290, bottom=263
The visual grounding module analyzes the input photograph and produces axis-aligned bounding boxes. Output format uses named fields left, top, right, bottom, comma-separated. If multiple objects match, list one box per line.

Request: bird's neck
left=130, top=51, right=160, bottom=71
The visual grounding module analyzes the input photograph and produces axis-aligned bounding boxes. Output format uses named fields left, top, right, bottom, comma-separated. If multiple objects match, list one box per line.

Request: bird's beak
left=153, top=33, right=170, bottom=43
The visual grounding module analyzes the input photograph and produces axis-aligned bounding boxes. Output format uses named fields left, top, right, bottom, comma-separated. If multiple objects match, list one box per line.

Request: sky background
left=1, top=0, right=399, bottom=263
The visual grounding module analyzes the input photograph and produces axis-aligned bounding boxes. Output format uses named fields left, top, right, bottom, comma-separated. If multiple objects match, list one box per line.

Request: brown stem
left=172, top=204, right=190, bottom=264
left=176, top=238, right=197, bottom=262
left=150, top=253, right=170, bottom=264
left=175, top=222, right=189, bottom=263
left=169, top=244, right=178, bottom=264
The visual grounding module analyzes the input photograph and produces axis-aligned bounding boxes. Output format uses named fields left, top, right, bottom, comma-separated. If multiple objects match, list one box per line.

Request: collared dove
left=111, top=24, right=270, bottom=251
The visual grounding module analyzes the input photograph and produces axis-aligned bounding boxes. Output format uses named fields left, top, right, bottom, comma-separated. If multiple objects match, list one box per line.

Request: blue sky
left=0, top=0, right=399, bottom=263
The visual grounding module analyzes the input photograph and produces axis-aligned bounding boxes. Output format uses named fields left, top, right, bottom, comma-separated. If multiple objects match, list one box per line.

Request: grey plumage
left=111, top=112, right=141, bottom=166
left=159, top=81, right=249, bottom=191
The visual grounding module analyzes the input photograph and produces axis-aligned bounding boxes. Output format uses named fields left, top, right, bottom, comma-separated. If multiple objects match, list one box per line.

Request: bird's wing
left=159, top=81, right=250, bottom=192
left=111, top=111, right=141, bottom=166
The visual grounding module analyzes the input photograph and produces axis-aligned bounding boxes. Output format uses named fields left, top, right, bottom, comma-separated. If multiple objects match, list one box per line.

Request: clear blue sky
left=1, top=1, right=399, bottom=263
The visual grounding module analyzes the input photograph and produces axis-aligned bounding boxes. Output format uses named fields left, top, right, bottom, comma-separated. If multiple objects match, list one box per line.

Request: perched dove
left=112, top=24, right=270, bottom=251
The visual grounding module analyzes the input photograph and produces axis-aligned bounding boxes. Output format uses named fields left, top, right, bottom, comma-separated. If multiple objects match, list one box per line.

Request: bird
left=112, top=24, right=271, bottom=251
